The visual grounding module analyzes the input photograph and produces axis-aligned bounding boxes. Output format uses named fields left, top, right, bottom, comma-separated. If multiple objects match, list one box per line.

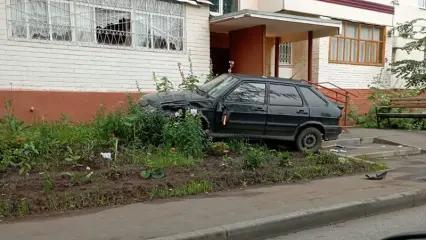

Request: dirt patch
left=0, top=152, right=378, bottom=222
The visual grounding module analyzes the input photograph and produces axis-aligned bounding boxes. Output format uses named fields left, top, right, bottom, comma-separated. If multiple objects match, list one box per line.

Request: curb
left=150, top=189, right=426, bottom=240
left=322, top=137, right=376, bottom=148
left=350, top=148, right=422, bottom=159
left=324, top=136, right=424, bottom=159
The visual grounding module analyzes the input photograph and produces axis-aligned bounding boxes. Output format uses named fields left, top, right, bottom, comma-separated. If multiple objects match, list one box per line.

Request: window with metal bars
left=279, top=43, right=291, bottom=65
left=7, top=0, right=185, bottom=52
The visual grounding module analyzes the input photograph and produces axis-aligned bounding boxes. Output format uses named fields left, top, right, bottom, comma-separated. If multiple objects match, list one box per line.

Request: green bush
left=227, top=138, right=247, bottom=154
left=163, top=110, right=205, bottom=158
left=243, top=146, right=268, bottom=169
left=93, top=95, right=169, bottom=146
left=208, top=142, right=229, bottom=156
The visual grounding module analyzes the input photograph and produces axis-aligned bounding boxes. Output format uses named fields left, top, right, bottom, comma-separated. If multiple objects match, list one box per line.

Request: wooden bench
left=376, top=97, right=426, bottom=128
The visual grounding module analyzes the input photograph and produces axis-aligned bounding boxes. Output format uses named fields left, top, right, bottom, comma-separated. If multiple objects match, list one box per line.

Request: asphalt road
left=270, top=205, right=426, bottom=240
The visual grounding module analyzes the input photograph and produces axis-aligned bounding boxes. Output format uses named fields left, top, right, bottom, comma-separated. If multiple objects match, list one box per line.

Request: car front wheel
left=295, top=127, right=323, bottom=152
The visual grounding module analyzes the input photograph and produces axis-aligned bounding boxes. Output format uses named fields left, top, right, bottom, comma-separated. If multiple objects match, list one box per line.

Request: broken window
left=95, top=8, right=131, bottom=46
left=7, top=0, right=185, bottom=51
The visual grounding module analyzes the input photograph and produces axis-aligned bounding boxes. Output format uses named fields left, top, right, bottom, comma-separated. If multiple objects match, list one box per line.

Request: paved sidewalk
left=2, top=171, right=426, bottom=240
left=342, top=128, right=426, bottom=149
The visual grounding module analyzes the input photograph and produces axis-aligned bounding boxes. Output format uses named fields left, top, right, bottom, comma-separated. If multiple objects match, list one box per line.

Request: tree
left=389, top=18, right=426, bottom=89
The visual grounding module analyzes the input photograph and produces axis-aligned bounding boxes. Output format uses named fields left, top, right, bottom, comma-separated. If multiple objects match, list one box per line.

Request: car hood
left=139, top=91, right=210, bottom=108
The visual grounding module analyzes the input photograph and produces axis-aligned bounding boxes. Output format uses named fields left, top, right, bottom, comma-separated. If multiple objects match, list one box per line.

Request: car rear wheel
left=295, top=127, right=323, bottom=152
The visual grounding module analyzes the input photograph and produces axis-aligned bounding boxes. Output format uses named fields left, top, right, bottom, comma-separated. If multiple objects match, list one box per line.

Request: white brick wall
left=0, top=1, right=211, bottom=92
left=290, top=38, right=319, bottom=83
left=291, top=40, right=308, bottom=80
left=290, top=34, right=393, bottom=89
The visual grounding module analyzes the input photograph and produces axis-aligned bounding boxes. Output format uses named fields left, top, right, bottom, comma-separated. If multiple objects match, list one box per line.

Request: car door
left=265, top=84, right=309, bottom=138
left=215, top=81, right=267, bottom=137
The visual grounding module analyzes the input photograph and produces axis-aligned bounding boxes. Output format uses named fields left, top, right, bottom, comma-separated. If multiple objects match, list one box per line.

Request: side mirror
left=381, top=232, right=426, bottom=240
left=216, top=101, right=226, bottom=112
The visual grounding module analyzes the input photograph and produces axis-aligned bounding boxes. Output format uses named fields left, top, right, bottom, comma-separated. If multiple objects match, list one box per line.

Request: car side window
left=300, top=87, right=327, bottom=107
left=225, top=82, right=266, bottom=104
left=269, top=84, right=303, bottom=106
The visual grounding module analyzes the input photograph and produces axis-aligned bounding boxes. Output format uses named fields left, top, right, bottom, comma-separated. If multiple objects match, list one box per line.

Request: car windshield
left=198, top=74, right=238, bottom=98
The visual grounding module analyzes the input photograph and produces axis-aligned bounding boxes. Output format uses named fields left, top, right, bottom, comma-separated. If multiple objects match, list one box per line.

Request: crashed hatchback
left=139, top=74, right=343, bottom=152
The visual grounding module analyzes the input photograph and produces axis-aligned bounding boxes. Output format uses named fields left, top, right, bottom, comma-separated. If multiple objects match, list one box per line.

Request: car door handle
left=254, top=107, right=266, bottom=112
left=296, top=109, right=308, bottom=115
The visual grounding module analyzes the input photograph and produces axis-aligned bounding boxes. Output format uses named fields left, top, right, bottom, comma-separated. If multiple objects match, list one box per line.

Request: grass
left=0, top=99, right=387, bottom=220
left=152, top=181, right=213, bottom=198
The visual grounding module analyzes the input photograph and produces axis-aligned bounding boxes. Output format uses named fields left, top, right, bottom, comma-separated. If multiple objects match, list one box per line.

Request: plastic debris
left=86, top=172, right=94, bottom=179
left=398, top=145, right=403, bottom=148
left=365, top=170, right=388, bottom=180
left=330, top=149, right=346, bottom=153
left=100, top=152, right=112, bottom=159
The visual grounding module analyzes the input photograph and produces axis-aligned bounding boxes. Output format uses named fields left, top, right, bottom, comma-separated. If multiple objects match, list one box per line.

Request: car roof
left=229, top=73, right=310, bottom=86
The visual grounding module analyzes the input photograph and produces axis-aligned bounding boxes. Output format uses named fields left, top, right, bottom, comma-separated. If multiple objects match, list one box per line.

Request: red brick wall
left=319, top=88, right=373, bottom=114
left=0, top=90, right=146, bottom=123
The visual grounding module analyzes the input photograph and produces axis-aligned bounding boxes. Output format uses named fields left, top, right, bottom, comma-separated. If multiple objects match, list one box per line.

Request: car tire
left=295, top=127, right=323, bottom=153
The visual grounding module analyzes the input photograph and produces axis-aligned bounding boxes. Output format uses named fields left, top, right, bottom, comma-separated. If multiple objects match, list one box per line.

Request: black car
left=139, top=74, right=343, bottom=152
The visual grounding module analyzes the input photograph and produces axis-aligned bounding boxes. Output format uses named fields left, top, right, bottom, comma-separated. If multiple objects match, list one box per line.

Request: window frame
left=210, top=0, right=223, bottom=16
left=279, top=43, right=292, bottom=66
left=209, top=0, right=238, bottom=16
left=420, top=0, right=426, bottom=9
left=223, top=81, right=267, bottom=105
left=298, top=86, right=329, bottom=107
left=328, top=21, right=386, bottom=66
left=267, top=83, right=304, bottom=107
left=6, top=0, right=186, bottom=53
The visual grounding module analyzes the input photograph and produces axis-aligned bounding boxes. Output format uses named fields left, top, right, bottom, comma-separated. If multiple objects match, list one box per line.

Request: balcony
left=254, top=0, right=393, bottom=26
left=210, top=0, right=238, bottom=16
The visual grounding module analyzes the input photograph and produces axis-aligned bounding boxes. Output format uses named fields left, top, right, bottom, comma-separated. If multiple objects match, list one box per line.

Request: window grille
left=279, top=43, right=291, bottom=65
left=7, top=0, right=185, bottom=52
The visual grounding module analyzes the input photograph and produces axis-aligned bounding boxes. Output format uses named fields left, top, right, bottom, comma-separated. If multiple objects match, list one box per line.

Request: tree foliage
left=389, top=18, right=426, bottom=89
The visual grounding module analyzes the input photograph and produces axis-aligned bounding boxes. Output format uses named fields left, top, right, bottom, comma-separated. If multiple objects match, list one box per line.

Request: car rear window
left=299, top=87, right=327, bottom=107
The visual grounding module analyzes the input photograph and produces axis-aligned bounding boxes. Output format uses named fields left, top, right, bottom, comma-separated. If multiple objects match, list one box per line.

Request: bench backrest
left=389, top=97, right=426, bottom=108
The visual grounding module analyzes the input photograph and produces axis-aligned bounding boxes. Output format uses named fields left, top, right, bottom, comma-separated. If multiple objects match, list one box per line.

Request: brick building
left=0, top=0, right=424, bottom=121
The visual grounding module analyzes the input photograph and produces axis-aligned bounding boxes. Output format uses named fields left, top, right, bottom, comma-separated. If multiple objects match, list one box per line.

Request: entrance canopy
left=210, top=9, right=342, bottom=41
